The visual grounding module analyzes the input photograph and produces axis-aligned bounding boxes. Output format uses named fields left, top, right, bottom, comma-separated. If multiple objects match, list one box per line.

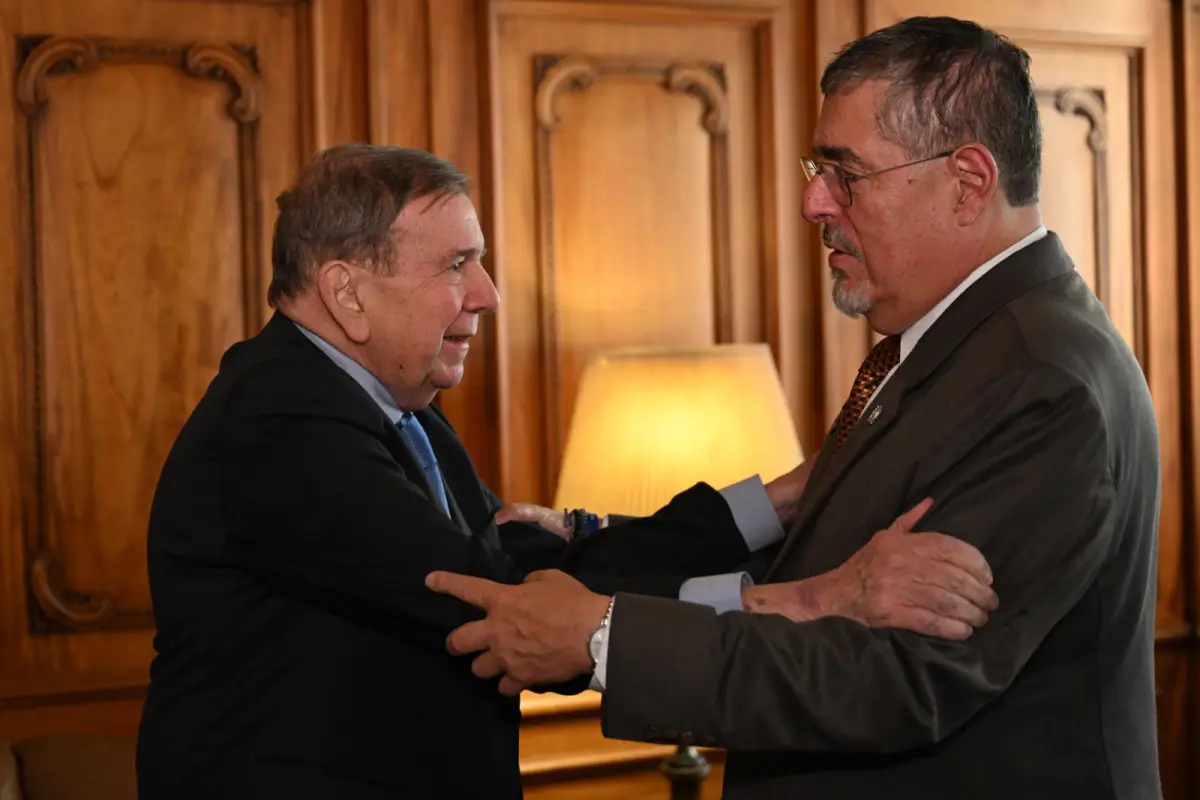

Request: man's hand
left=742, top=498, right=998, bottom=640
left=493, top=502, right=572, bottom=541
left=764, top=455, right=819, bottom=526
left=425, top=569, right=609, bottom=695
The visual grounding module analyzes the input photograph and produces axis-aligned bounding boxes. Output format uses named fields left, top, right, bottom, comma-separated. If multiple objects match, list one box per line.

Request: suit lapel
left=765, top=392, right=904, bottom=578
left=765, top=233, right=1076, bottom=579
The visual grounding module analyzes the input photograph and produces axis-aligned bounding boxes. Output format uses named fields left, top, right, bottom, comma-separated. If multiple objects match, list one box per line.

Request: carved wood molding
left=184, top=42, right=262, bottom=122
left=1035, top=86, right=1143, bottom=364
left=14, top=35, right=264, bottom=634
left=29, top=551, right=114, bottom=627
left=532, top=54, right=733, bottom=498
left=17, top=36, right=262, bottom=123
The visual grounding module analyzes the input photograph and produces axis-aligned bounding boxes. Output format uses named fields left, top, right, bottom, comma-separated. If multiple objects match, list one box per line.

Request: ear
left=947, top=144, right=998, bottom=224
left=314, top=261, right=370, bottom=344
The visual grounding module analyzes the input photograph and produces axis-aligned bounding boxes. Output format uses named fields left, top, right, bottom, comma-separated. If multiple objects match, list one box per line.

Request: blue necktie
left=398, top=413, right=450, bottom=515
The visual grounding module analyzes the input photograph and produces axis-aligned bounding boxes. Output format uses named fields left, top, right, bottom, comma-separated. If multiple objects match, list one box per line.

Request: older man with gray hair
left=429, top=15, right=1163, bottom=799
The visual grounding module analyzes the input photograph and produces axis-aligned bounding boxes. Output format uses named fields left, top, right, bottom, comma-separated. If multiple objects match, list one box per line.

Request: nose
left=466, top=261, right=500, bottom=314
left=802, top=174, right=840, bottom=224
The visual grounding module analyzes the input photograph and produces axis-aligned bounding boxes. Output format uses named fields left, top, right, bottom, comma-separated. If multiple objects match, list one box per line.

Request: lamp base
left=659, top=745, right=711, bottom=800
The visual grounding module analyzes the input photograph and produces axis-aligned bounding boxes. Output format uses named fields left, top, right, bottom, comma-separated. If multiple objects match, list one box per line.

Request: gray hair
left=821, top=16, right=1041, bottom=207
left=268, top=144, right=471, bottom=307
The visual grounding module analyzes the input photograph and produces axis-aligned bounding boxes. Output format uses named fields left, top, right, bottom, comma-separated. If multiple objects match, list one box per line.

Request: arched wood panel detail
left=531, top=54, right=734, bottom=498
left=14, top=36, right=263, bottom=633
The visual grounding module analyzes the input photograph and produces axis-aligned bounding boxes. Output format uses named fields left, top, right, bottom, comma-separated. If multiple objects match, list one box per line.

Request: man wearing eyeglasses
left=425, top=14, right=1163, bottom=800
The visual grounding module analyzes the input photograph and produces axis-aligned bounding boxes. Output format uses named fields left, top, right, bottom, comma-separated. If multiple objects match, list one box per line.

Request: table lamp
left=551, top=343, right=803, bottom=799
left=554, top=343, right=802, bottom=516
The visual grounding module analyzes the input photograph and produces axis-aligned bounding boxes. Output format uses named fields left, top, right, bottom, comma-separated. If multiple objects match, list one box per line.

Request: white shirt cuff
left=719, top=475, right=784, bottom=551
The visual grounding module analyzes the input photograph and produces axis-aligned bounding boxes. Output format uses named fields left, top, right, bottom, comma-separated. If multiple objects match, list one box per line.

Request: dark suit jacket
left=600, top=233, right=1162, bottom=799
left=135, top=312, right=753, bottom=800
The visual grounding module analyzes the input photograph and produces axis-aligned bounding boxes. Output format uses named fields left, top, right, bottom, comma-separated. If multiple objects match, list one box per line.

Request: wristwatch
left=563, top=508, right=605, bottom=542
left=588, top=597, right=616, bottom=669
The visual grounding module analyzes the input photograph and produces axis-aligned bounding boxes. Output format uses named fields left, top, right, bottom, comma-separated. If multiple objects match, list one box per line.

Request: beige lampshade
left=552, top=344, right=803, bottom=517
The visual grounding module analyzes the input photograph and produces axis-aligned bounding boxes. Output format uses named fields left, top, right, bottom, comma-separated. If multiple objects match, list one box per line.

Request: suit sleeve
left=489, top=474, right=755, bottom=593
left=560, top=483, right=753, bottom=579
left=600, top=366, right=1119, bottom=751
left=217, top=360, right=523, bottom=647
left=497, top=519, right=692, bottom=599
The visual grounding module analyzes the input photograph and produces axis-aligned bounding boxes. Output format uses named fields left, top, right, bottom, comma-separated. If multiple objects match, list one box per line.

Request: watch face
left=589, top=628, right=602, bottom=663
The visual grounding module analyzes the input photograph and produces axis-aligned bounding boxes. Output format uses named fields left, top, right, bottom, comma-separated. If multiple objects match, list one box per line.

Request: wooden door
left=0, top=0, right=306, bottom=737
left=820, top=1, right=1192, bottom=796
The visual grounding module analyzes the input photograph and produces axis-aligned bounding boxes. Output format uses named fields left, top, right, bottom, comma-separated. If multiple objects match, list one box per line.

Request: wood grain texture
left=307, top=0, right=368, bottom=149
left=0, top=3, right=1193, bottom=800
left=15, top=36, right=260, bottom=635
left=0, top=0, right=303, bottom=711
left=156, top=0, right=309, bottom=5
left=0, top=693, right=143, bottom=742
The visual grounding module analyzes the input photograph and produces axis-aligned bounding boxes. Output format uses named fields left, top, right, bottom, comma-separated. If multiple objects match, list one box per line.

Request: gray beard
left=832, top=274, right=872, bottom=317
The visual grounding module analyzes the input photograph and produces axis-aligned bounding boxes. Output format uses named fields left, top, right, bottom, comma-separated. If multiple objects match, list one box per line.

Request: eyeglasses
left=801, top=150, right=954, bottom=207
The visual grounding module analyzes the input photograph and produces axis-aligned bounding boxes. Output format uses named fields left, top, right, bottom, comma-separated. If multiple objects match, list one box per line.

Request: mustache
left=823, top=227, right=862, bottom=259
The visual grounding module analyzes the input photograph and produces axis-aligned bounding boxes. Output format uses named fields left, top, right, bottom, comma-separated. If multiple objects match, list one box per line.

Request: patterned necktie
left=398, top=413, right=450, bottom=515
left=831, top=335, right=901, bottom=452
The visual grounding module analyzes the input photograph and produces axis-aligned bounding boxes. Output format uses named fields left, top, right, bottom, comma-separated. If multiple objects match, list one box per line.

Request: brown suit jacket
left=599, top=233, right=1162, bottom=799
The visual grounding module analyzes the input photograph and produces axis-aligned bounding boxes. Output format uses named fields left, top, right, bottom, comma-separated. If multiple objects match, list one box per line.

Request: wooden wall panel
left=308, top=0, right=369, bottom=148
left=0, top=0, right=303, bottom=718
left=0, top=1, right=1192, bottom=799
left=490, top=0, right=809, bottom=504
left=20, top=38, right=255, bottom=632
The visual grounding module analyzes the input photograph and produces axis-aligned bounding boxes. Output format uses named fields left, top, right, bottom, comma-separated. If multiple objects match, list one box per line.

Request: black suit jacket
left=599, top=233, right=1163, bottom=799
left=135, top=312, right=752, bottom=799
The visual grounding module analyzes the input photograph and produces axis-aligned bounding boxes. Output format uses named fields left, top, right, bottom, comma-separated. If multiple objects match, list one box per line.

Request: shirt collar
left=899, top=225, right=1048, bottom=362
left=291, top=321, right=406, bottom=425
